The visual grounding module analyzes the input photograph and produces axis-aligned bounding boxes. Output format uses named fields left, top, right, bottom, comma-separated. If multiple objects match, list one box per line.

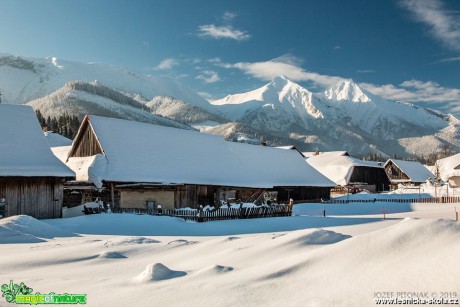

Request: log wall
left=385, top=162, right=410, bottom=182
left=350, top=166, right=390, bottom=192
left=0, top=177, right=64, bottom=219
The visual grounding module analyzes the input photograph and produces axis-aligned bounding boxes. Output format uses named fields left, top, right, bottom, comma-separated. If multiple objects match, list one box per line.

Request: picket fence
left=329, top=196, right=460, bottom=204
left=112, top=205, right=292, bottom=222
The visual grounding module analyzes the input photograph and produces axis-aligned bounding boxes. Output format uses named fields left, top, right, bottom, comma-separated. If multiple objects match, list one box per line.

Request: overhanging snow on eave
left=104, top=180, right=334, bottom=190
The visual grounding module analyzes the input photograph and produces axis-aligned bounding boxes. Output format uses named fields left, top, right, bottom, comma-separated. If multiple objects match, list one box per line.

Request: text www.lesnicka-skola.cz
left=373, top=292, right=458, bottom=305
left=374, top=297, right=459, bottom=305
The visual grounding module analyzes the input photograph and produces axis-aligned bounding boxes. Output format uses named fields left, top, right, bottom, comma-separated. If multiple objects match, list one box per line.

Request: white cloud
left=207, top=57, right=222, bottom=64
left=197, top=24, right=250, bottom=41
left=196, top=70, right=221, bottom=83
left=213, top=55, right=345, bottom=87
left=433, top=56, right=460, bottom=64
left=357, top=69, right=375, bottom=73
left=212, top=54, right=460, bottom=115
left=197, top=91, right=215, bottom=100
left=197, top=11, right=250, bottom=41
left=360, top=79, right=460, bottom=106
left=334, top=45, right=342, bottom=50
left=223, top=12, right=237, bottom=22
left=154, top=58, right=179, bottom=70
left=400, top=0, right=460, bottom=52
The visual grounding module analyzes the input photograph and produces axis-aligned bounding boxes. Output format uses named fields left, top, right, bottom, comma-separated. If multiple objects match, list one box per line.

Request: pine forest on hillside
left=35, top=110, right=80, bottom=139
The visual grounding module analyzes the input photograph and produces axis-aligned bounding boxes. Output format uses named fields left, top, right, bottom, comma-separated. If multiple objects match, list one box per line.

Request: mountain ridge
left=1, top=53, right=458, bottom=158
left=211, top=76, right=459, bottom=157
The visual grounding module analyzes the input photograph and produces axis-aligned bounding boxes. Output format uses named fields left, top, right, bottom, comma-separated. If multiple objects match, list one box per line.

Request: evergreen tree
left=35, top=110, right=82, bottom=139
left=46, top=116, right=52, bottom=130
left=35, top=110, right=46, bottom=129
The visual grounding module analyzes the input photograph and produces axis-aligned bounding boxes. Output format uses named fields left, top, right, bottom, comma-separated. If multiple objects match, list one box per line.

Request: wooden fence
left=112, top=205, right=292, bottom=222
left=329, top=196, right=460, bottom=204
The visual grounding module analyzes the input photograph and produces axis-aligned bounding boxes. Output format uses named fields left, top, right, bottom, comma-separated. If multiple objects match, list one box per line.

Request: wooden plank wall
left=71, top=123, right=103, bottom=157
left=385, top=162, right=410, bottom=181
left=349, top=166, right=390, bottom=192
left=0, top=177, right=63, bottom=219
left=275, top=187, right=331, bottom=202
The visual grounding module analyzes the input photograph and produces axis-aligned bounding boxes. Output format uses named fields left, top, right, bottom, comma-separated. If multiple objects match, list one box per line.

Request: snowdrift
left=0, top=215, right=77, bottom=243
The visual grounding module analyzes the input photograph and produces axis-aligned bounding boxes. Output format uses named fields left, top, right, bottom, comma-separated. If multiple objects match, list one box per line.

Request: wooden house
left=0, top=105, right=75, bottom=219
left=384, top=159, right=434, bottom=187
left=306, top=152, right=390, bottom=193
left=62, top=115, right=335, bottom=210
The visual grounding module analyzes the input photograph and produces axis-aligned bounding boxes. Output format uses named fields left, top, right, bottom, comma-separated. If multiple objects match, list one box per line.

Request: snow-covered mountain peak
left=324, top=80, right=371, bottom=103
left=266, top=75, right=307, bottom=93
left=211, top=76, right=323, bottom=124
left=268, top=75, right=291, bottom=88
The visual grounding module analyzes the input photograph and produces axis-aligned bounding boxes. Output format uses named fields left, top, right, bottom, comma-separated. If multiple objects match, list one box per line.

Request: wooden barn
left=433, top=153, right=460, bottom=187
left=61, top=115, right=335, bottom=210
left=384, top=159, right=434, bottom=187
left=0, top=105, right=75, bottom=219
left=306, top=152, right=390, bottom=193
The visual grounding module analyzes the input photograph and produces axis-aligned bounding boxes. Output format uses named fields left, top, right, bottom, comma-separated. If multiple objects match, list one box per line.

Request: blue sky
left=0, top=0, right=459, bottom=113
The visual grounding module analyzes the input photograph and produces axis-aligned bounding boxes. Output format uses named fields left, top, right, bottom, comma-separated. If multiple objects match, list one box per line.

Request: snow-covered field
left=1, top=199, right=460, bottom=306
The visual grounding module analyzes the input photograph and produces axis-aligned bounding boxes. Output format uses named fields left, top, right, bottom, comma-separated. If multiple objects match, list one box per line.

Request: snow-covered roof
left=0, top=104, right=75, bottom=177
left=67, top=115, right=335, bottom=189
left=303, top=151, right=349, bottom=158
left=434, top=153, right=460, bottom=181
left=51, top=145, right=72, bottom=163
left=306, top=154, right=383, bottom=186
left=44, top=131, right=73, bottom=147
left=276, top=146, right=305, bottom=157
left=385, top=159, right=434, bottom=183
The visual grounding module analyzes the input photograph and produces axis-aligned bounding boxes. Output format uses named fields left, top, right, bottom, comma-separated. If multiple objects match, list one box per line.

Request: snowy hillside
left=27, top=81, right=193, bottom=130
left=211, top=76, right=459, bottom=157
left=0, top=53, right=212, bottom=111
left=146, top=96, right=227, bottom=125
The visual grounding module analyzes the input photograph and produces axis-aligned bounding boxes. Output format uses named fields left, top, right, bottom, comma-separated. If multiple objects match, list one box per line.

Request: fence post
left=198, top=205, right=203, bottom=222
